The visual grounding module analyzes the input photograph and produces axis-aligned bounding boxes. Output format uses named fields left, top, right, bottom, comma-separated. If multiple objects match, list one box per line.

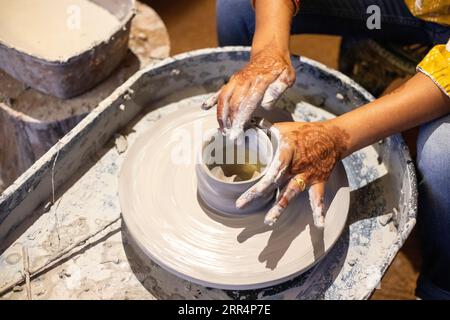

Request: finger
left=217, top=86, right=233, bottom=132
left=264, top=173, right=307, bottom=226
left=228, top=79, right=267, bottom=140
left=308, top=182, right=326, bottom=228
left=201, top=91, right=220, bottom=110
left=260, top=70, right=292, bottom=110
left=235, top=159, right=287, bottom=209
left=236, top=139, right=292, bottom=209
left=227, top=81, right=251, bottom=130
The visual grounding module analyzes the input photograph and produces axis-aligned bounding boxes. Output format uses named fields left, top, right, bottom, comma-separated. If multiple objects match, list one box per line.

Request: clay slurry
left=0, top=0, right=121, bottom=61
left=206, top=134, right=266, bottom=182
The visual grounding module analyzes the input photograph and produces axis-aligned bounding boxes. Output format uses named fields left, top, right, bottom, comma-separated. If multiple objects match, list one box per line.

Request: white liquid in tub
left=0, top=0, right=121, bottom=61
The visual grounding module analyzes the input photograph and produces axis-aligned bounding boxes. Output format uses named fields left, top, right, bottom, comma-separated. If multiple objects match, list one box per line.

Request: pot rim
left=198, top=127, right=274, bottom=185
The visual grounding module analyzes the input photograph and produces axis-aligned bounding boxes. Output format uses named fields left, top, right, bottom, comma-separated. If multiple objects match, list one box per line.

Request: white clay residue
left=210, top=166, right=260, bottom=183
left=0, top=0, right=121, bottom=61
left=119, top=98, right=351, bottom=290
left=210, top=166, right=237, bottom=183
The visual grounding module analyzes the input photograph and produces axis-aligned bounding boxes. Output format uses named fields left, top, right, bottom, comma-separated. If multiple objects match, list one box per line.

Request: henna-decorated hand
left=202, top=46, right=295, bottom=140
left=236, top=121, right=349, bottom=228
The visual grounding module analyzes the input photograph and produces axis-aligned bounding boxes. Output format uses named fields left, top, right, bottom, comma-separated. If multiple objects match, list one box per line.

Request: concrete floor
left=146, top=0, right=421, bottom=300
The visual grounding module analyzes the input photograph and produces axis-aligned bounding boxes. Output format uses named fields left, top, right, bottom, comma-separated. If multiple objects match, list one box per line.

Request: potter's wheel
left=119, top=104, right=350, bottom=290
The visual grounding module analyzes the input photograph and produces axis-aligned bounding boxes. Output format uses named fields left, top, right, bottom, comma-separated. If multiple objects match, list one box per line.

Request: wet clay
left=0, top=0, right=120, bottom=61
left=210, top=166, right=260, bottom=183
left=119, top=102, right=351, bottom=290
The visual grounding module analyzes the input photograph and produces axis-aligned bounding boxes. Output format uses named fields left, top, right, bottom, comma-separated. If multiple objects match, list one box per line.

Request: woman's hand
left=234, top=73, right=450, bottom=228
left=202, top=46, right=296, bottom=140
left=203, top=0, right=296, bottom=139
left=236, top=121, right=350, bottom=228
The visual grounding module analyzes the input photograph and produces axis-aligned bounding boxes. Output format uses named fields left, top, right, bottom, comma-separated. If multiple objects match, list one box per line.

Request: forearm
left=329, top=73, right=450, bottom=157
left=252, top=0, right=294, bottom=56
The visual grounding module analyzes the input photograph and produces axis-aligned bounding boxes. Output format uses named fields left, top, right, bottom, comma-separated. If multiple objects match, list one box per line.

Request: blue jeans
left=217, top=0, right=450, bottom=299
left=217, top=0, right=450, bottom=46
left=416, top=114, right=450, bottom=300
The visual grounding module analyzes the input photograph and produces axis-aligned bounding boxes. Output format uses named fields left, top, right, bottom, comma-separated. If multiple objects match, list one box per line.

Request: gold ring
left=293, top=177, right=306, bottom=192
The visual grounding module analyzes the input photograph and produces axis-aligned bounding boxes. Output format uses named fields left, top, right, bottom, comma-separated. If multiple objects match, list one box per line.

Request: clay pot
left=196, top=128, right=275, bottom=215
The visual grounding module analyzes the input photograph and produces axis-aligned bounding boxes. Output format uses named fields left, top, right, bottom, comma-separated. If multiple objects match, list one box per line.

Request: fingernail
left=313, top=209, right=325, bottom=228
left=315, top=216, right=325, bottom=228
left=228, top=127, right=243, bottom=141
left=264, top=205, right=283, bottom=226
left=264, top=217, right=276, bottom=226
left=236, top=197, right=247, bottom=209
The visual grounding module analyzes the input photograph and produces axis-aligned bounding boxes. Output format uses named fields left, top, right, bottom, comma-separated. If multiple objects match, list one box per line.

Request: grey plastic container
left=0, top=0, right=135, bottom=99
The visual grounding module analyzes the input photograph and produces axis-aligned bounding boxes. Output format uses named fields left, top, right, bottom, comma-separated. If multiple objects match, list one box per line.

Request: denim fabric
left=216, top=0, right=450, bottom=46
left=216, top=0, right=450, bottom=299
left=217, top=0, right=256, bottom=46
left=416, top=114, right=450, bottom=300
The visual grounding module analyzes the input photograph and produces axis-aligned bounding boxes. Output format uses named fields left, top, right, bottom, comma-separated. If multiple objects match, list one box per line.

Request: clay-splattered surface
left=145, top=1, right=420, bottom=297
left=0, top=95, right=411, bottom=299
left=0, top=48, right=416, bottom=299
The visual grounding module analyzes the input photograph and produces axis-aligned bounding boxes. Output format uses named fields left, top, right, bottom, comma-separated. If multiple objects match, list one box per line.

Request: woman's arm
left=237, top=73, right=450, bottom=227
left=202, top=0, right=296, bottom=139
left=333, top=72, right=450, bottom=157
left=251, top=0, right=294, bottom=55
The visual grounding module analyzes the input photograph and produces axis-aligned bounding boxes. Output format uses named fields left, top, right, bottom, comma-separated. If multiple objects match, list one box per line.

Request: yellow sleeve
left=417, top=44, right=450, bottom=98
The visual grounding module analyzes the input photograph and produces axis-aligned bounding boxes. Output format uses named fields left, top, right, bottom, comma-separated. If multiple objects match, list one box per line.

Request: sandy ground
left=145, top=0, right=421, bottom=300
